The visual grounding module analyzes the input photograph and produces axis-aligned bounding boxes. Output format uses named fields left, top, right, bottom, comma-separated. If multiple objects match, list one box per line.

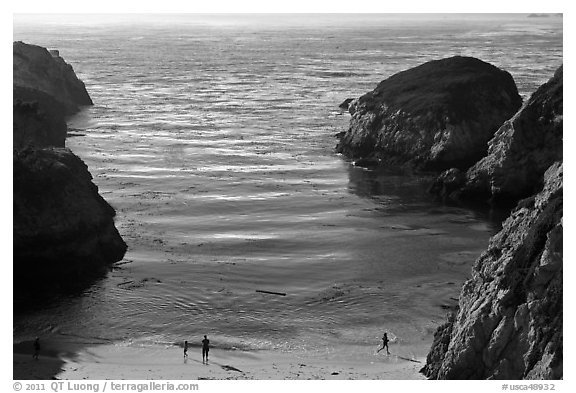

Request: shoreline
left=13, top=338, right=426, bottom=380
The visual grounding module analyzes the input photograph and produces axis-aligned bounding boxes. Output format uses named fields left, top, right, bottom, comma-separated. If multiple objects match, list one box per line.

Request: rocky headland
left=14, top=148, right=127, bottom=305
left=13, top=41, right=93, bottom=114
left=336, top=56, right=522, bottom=170
left=431, top=66, right=563, bottom=206
left=13, top=41, right=93, bottom=149
left=13, top=42, right=127, bottom=309
left=420, top=66, right=563, bottom=379
left=338, top=58, right=562, bottom=379
left=421, top=162, right=562, bottom=379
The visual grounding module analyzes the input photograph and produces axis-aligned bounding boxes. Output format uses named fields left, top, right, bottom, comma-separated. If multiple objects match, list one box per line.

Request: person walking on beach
left=33, top=337, right=40, bottom=360
left=378, top=332, right=390, bottom=355
left=183, top=340, right=188, bottom=358
left=202, top=335, right=210, bottom=364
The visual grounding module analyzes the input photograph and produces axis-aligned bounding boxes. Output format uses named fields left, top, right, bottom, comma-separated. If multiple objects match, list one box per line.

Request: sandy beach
left=13, top=338, right=426, bottom=380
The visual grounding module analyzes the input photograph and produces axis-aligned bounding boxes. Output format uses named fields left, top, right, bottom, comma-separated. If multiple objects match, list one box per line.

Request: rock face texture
left=13, top=41, right=93, bottom=149
left=452, top=66, right=563, bottom=204
left=13, top=42, right=126, bottom=308
left=422, top=162, right=563, bottom=379
left=338, top=98, right=354, bottom=110
left=13, top=41, right=93, bottom=114
left=336, top=56, right=522, bottom=170
left=13, top=88, right=67, bottom=149
left=14, top=148, right=128, bottom=305
left=428, top=167, right=466, bottom=199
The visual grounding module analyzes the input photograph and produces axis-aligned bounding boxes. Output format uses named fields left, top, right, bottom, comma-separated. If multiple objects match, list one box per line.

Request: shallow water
left=13, top=14, right=562, bottom=362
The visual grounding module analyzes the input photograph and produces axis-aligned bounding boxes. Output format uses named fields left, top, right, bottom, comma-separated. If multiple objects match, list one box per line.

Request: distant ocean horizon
left=13, top=13, right=562, bottom=368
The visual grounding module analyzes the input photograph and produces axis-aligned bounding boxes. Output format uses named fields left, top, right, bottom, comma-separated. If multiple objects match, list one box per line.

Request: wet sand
left=13, top=340, right=425, bottom=380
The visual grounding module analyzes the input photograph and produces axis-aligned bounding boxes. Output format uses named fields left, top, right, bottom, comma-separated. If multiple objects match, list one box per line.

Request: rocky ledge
left=421, top=162, right=563, bottom=379
left=431, top=66, right=563, bottom=205
left=13, top=43, right=126, bottom=309
left=336, top=56, right=522, bottom=170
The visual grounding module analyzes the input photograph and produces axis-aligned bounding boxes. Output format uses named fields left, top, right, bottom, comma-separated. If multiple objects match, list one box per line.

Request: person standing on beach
left=184, top=340, right=188, bottom=358
left=33, top=337, right=40, bottom=360
left=378, top=332, right=390, bottom=355
left=202, top=335, right=210, bottom=364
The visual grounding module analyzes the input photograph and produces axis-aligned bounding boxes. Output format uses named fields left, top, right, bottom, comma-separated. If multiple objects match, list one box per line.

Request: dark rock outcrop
left=428, top=168, right=466, bottom=199
left=439, top=66, right=563, bottom=205
left=13, top=41, right=93, bottom=114
left=13, top=87, right=67, bottom=149
left=14, top=148, right=127, bottom=306
left=421, top=314, right=456, bottom=379
left=422, top=162, right=563, bottom=379
left=336, top=56, right=522, bottom=171
left=13, top=42, right=126, bottom=308
left=353, top=157, right=381, bottom=169
left=13, top=41, right=93, bottom=149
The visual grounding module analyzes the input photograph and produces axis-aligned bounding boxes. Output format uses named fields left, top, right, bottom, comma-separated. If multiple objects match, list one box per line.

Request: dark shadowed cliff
left=422, top=162, right=562, bottom=379
left=14, top=148, right=127, bottom=306
left=13, top=87, right=68, bottom=149
left=13, top=41, right=93, bottom=114
left=13, top=41, right=93, bottom=149
left=13, top=42, right=126, bottom=309
left=336, top=56, right=522, bottom=170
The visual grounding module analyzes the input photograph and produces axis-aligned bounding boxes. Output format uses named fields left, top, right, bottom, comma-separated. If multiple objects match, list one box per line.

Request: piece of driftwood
left=397, top=355, right=422, bottom=363
left=256, top=290, right=286, bottom=296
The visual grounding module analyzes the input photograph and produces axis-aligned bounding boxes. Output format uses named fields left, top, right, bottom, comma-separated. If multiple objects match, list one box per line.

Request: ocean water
left=13, top=14, right=562, bottom=363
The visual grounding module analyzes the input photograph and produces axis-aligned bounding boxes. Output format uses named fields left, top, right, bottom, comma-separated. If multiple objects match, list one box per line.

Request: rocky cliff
left=13, top=41, right=93, bottom=149
left=13, top=87, right=68, bottom=149
left=432, top=66, right=563, bottom=205
left=14, top=148, right=128, bottom=306
left=421, top=162, right=563, bottom=379
left=13, top=42, right=126, bottom=308
left=336, top=56, right=522, bottom=170
left=13, top=41, right=93, bottom=114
